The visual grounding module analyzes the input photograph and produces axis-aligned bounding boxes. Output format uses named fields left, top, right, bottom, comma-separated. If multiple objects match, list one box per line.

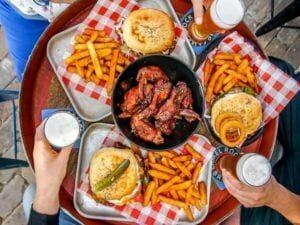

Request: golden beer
left=191, top=0, right=245, bottom=42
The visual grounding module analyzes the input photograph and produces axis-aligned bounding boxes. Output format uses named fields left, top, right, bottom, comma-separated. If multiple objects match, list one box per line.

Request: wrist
left=266, top=180, right=283, bottom=209
left=33, top=186, right=60, bottom=215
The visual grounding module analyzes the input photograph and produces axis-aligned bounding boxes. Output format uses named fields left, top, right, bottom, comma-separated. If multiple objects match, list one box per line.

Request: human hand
left=50, top=0, right=76, bottom=4
left=191, top=0, right=204, bottom=24
left=222, top=169, right=279, bottom=208
left=33, top=121, right=73, bottom=214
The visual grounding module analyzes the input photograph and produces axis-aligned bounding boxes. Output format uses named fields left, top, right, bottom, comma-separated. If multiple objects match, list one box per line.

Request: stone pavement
left=0, top=0, right=299, bottom=224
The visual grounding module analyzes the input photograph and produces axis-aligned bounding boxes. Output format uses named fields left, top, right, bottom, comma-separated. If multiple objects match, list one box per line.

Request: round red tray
left=19, top=0, right=278, bottom=224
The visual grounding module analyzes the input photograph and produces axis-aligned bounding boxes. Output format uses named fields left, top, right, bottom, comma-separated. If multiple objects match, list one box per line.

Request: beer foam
left=238, top=154, right=271, bottom=186
left=44, top=112, right=80, bottom=148
left=211, top=0, right=244, bottom=30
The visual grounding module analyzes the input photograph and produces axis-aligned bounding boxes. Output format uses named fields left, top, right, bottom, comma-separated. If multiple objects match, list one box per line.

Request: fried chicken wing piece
left=155, top=119, right=175, bottom=135
left=179, top=109, right=201, bottom=122
left=119, top=85, right=151, bottom=118
left=136, top=66, right=169, bottom=100
left=131, top=115, right=164, bottom=145
left=138, top=80, right=172, bottom=119
left=155, top=88, right=178, bottom=122
left=174, top=81, right=193, bottom=109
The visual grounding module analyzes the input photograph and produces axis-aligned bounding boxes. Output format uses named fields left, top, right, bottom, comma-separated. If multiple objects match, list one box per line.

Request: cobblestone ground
left=0, top=0, right=299, bottom=224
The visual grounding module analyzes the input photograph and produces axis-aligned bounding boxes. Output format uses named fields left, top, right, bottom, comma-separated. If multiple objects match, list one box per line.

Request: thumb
left=58, top=145, right=72, bottom=163
left=192, top=0, right=204, bottom=24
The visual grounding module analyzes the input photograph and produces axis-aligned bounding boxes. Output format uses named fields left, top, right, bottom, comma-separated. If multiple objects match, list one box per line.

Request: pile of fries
left=143, top=144, right=207, bottom=221
left=65, top=28, right=131, bottom=94
left=204, top=52, right=258, bottom=103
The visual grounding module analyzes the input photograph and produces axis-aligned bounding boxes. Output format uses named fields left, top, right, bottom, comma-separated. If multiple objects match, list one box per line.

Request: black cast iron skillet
left=111, top=55, right=205, bottom=151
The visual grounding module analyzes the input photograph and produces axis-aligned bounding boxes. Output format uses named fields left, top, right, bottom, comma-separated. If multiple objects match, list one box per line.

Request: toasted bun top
left=122, top=8, right=175, bottom=54
left=211, top=93, right=262, bottom=135
left=89, top=148, right=140, bottom=204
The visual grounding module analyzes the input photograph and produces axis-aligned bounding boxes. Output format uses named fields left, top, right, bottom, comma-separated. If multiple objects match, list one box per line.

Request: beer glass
left=219, top=153, right=272, bottom=187
left=44, top=111, right=81, bottom=148
left=193, top=0, right=245, bottom=41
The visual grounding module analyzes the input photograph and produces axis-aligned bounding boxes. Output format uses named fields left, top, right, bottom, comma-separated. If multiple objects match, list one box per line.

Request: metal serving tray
left=74, top=123, right=212, bottom=224
left=47, top=0, right=196, bottom=122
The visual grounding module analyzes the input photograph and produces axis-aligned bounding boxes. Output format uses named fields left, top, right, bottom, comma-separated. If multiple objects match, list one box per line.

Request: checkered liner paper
left=77, top=126, right=215, bottom=225
left=197, top=31, right=300, bottom=125
left=57, top=0, right=188, bottom=105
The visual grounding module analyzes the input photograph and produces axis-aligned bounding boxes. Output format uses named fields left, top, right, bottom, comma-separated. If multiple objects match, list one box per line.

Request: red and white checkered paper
left=77, top=126, right=215, bottom=225
left=57, top=0, right=188, bottom=105
left=197, top=31, right=300, bottom=124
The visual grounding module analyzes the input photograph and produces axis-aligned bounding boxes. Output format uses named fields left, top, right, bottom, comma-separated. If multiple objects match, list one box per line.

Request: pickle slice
left=94, top=159, right=130, bottom=193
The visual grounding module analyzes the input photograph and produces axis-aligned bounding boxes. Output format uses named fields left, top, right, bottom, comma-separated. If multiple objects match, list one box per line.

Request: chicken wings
left=119, top=66, right=200, bottom=145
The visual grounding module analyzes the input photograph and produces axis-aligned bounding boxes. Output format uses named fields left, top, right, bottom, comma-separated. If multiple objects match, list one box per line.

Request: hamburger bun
left=89, top=147, right=142, bottom=205
left=122, top=8, right=175, bottom=54
left=211, top=91, right=262, bottom=136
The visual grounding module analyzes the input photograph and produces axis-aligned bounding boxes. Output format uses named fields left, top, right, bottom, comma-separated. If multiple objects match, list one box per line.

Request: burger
left=210, top=87, right=263, bottom=147
left=115, top=8, right=176, bottom=56
left=89, top=147, right=143, bottom=205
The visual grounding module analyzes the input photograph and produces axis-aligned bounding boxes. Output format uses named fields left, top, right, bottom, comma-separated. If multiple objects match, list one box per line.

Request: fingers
left=58, top=145, right=73, bottom=163
left=192, top=0, right=204, bottom=24
left=222, top=169, right=268, bottom=207
left=223, top=169, right=257, bottom=193
left=35, top=120, right=46, bottom=141
left=34, top=120, right=51, bottom=152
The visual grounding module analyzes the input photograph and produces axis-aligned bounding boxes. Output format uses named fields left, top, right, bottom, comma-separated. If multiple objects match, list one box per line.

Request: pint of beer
left=219, top=153, right=272, bottom=187
left=191, top=0, right=245, bottom=41
left=44, top=111, right=81, bottom=148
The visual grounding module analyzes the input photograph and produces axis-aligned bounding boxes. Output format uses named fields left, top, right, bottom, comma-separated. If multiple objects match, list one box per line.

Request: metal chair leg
left=255, top=1, right=300, bottom=36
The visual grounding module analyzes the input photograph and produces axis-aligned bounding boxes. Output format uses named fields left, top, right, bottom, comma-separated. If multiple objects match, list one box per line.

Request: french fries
left=175, top=162, right=192, bottom=179
left=205, top=64, right=230, bottom=103
left=141, top=144, right=207, bottom=221
left=184, top=205, right=194, bottom=221
left=158, top=195, right=186, bottom=208
left=143, top=181, right=156, bottom=206
left=156, top=176, right=181, bottom=194
left=192, top=162, right=203, bottom=184
left=107, top=49, right=119, bottom=94
left=65, top=28, right=130, bottom=92
left=184, top=144, right=203, bottom=160
left=173, top=155, right=192, bottom=162
left=156, top=151, right=177, bottom=158
left=87, top=41, right=103, bottom=78
left=150, top=163, right=177, bottom=175
left=161, top=157, right=170, bottom=168
left=169, top=190, right=179, bottom=200
left=148, top=170, right=173, bottom=180
left=199, top=181, right=207, bottom=205
left=203, top=52, right=259, bottom=104
left=170, top=180, right=192, bottom=190
left=148, top=152, right=156, bottom=163
left=186, top=185, right=194, bottom=204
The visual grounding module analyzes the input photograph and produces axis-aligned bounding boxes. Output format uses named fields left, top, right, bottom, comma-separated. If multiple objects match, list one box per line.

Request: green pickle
left=94, top=159, right=130, bottom=193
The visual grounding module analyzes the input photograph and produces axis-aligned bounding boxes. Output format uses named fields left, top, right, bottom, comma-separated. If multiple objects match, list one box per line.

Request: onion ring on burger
left=220, top=120, right=246, bottom=147
left=215, top=112, right=243, bottom=134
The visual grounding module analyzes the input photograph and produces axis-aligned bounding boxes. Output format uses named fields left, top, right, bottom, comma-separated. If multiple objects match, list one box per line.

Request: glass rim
left=44, top=111, right=81, bottom=148
left=213, top=0, right=245, bottom=26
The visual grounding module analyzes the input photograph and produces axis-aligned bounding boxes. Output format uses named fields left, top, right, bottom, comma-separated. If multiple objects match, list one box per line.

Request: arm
left=28, top=121, right=72, bottom=225
left=268, top=182, right=300, bottom=224
left=222, top=169, right=300, bottom=224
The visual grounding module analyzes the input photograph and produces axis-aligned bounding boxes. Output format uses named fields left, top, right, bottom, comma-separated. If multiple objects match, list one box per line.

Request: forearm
left=33, top=187, right=60, bottom=215
left=268, top=183, right=300, bottom=224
